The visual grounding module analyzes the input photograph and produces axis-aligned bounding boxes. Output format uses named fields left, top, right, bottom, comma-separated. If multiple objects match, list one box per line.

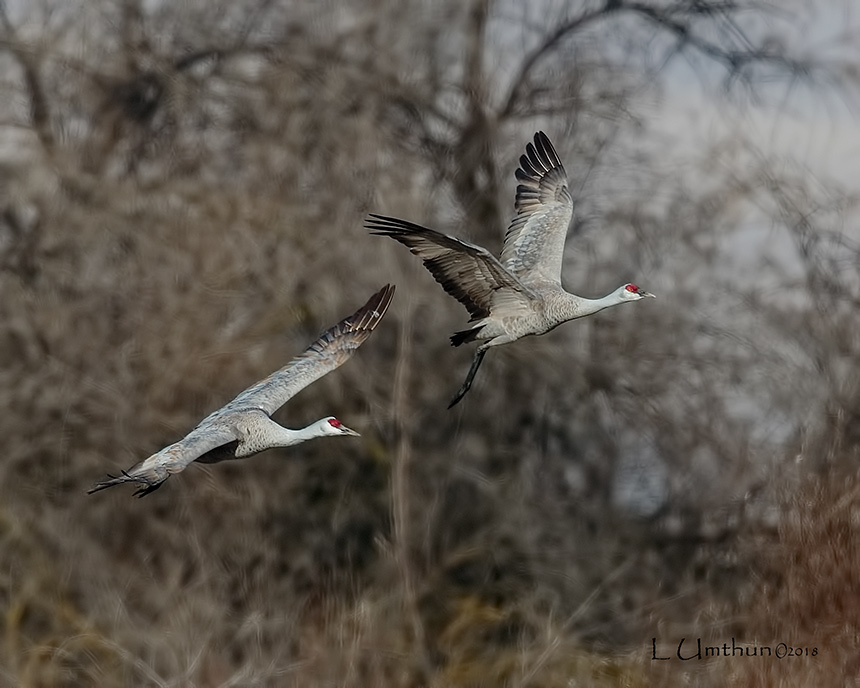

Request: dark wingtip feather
left=534, top=131, right=551, bottom=154
left=370, top=283, right=395, bottom=324
left=532, top=131, right=562, bottom=169
left=511, top=132, right=568, bottom=209
left=365, top=213, right=434, bottom=237
left=370, top=283, right=395, bottom=318
left=345, top=283, right=395, bottom=334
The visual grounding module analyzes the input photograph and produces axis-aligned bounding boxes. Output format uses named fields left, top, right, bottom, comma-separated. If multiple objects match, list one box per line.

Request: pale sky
left=651, top=78, right=860, bottom=184
left=645, top=0, right=860, bottom=184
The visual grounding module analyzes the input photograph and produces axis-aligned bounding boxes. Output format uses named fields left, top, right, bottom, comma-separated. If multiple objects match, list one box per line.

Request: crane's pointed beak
left=641, top=290, right=656, bottom=299
left=341, top=425, right=360, bottom=437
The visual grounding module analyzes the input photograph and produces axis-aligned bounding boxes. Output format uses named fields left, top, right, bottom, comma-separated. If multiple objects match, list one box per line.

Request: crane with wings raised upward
left=367, top=132, right=653, bottom=407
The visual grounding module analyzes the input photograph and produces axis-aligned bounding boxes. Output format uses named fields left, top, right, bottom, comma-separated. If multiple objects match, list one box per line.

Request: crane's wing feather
left=366, top=214, right=533, bottom=320
left=500, top=132, right=574, bottom=285
left=87, top=422, right=239, bottom=497
left=221, top=284, right=394, bottom=416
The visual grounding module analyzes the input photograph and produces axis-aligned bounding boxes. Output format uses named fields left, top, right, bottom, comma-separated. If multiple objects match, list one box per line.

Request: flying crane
left=367, top=132, right=653, bottom=407
left=88, top=285, right=394, bottom=496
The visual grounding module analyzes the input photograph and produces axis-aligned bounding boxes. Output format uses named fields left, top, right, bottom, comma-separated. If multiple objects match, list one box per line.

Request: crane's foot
left=87, top=469, right=163, bottom=497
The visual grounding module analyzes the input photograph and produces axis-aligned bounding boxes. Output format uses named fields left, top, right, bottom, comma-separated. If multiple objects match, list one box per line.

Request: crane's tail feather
left=450, top=325, right=483, bottom=347
left=448, top=348, right=487, bottom=408
left=87, top=468, right=164, bottom=498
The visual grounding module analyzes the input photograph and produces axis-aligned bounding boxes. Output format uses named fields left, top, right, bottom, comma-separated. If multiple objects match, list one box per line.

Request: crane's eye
left=625, top=284, right=639, bottom=293
left=328, top=418, right=342, bottom=428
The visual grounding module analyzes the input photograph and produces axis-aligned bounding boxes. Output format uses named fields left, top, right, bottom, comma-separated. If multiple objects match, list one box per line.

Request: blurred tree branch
left=0, top=1, right=54, bottom=155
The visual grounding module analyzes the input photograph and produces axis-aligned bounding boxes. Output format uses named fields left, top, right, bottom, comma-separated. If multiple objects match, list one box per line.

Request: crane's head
left=620, top=283, right=656, bottom=301
left=318, top=417, right=360, bottom=437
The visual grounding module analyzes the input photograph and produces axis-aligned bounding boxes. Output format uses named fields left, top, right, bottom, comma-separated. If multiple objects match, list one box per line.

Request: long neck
left=238, top=416, right=326, bottom=457
left=280, top=422, right=324, bottom=446
left=558, top=289, right=626, bottom=320
left=260, top=419, right=323, bottom=448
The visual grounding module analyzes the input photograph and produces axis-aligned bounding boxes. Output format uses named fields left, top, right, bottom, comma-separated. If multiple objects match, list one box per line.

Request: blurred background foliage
left=0, top=0, right=859, bottom=685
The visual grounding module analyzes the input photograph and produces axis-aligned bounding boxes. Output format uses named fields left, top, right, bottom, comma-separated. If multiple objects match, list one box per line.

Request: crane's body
left=367, top=132, right=653, bottom=407
left=88, top=284, right=394, bottom=497
left=449, top=280, right=641, bottom=346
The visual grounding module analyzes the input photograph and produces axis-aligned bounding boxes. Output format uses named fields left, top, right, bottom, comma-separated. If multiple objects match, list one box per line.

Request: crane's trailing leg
left=448, top=347, right=487, bottom=408
left=87, top=466, right=167, bottom=498
left=448, top=332, right=519, bottom=407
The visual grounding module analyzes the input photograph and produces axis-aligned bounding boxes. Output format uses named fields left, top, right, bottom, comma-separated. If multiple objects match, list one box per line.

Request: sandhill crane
left=367, top=132, right=654, bottom=407
left=88, top=285, right=395, bottom=497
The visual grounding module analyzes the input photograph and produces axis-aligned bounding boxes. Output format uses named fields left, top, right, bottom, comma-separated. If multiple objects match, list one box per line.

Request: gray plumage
left=367, top=132, right=654, bottom=407
left=88, top=284, right=394, bottom=497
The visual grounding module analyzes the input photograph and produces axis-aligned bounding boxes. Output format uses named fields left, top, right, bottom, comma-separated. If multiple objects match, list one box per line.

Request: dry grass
left=723, top=473, right=860, bottom=687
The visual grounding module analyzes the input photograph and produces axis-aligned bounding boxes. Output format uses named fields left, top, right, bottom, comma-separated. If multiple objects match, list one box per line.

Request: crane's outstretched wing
left=366, top=214, right=533, bottom=320
left=221, top=284, right=395, bottom=416
left=87, top=422, right=239, bottom=497
left=500, top=132, right=574, bottom=285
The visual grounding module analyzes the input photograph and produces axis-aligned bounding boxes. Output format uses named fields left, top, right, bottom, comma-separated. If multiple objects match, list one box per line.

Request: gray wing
left=221, top=284, right=395, bottom=416
left=366, top=214, right=533, bottom=321
left=500, top=132, right=574, bottom=285
left=87, top=422, right=239, bottom=497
